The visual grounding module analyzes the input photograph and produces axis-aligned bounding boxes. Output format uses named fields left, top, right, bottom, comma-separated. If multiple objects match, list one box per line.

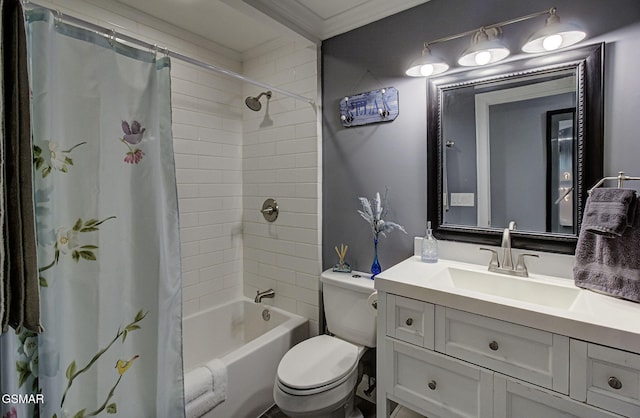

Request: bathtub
left=183, top=298, right=308, bottom=418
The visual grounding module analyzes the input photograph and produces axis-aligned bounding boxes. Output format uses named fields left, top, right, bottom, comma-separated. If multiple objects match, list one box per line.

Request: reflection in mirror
left=427, top=43, right=604, bottom=254
left=441, top=69, right=577, bottom=233
left=547, top=108, right=576, bottom=234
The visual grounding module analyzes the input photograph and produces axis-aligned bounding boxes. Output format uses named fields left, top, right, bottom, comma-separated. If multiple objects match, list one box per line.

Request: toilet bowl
left=274, top=335, right=366, bottom=418
left=273, top=270, right=377, bottom=418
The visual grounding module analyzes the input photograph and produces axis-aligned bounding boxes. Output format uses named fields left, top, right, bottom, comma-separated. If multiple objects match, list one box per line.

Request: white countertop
left=375, top=256, right=640, bottom=353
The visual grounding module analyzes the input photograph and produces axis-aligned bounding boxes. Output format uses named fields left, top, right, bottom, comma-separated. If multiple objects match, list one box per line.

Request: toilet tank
left=320, top=270, right=376, bottom=347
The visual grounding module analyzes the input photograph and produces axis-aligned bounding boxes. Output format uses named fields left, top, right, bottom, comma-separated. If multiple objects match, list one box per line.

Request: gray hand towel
left=574, top=197, right=640, bottom=303
left=582, top=188, right=637, bottom=237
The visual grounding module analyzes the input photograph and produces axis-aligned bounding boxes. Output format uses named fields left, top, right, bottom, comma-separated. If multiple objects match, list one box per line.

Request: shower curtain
left=1, top=9, right=184, bottom=418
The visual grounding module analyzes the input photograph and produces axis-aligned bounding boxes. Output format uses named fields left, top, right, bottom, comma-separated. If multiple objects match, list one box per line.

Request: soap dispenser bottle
left=421, top=221, right=438, bottom=263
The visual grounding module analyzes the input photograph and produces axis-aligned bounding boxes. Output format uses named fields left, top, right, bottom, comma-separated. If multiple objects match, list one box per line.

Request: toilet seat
left=276, top=335, right=359, bottom=395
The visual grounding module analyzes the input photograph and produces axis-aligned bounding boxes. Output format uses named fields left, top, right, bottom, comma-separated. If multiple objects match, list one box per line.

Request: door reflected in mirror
left=547, top=108, right=576, bottom=234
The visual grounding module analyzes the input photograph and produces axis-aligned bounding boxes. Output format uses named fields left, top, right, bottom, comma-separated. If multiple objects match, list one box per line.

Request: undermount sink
left=432, top=267, right=580, bottom=309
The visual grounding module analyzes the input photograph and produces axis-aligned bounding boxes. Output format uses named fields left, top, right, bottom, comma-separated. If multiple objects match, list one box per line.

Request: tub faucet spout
left=254, top=288, right=275, bottom=303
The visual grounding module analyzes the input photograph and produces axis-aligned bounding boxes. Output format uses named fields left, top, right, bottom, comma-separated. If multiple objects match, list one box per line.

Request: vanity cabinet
left=494, top=374, right=621, bottom=418
left=385, top=338, right=493, bottom=417
left=386, top=294, right=435, bottom=349
left=570, top=340, right=640, bottom=417
left=378, top=293, right=628, bottom=417
left=435, top=306, right=569, bottom=394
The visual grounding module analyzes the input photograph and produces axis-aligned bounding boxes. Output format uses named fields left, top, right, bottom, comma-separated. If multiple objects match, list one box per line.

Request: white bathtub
left=183, top=298, right=308, bottom=418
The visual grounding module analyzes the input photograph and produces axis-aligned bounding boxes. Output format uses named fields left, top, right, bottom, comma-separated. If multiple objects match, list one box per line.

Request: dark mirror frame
left=427, top=43, right=604, bottom=254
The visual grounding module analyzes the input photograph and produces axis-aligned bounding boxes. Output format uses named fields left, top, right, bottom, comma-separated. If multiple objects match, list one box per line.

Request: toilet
left=273, top=270, right=377, bottom=418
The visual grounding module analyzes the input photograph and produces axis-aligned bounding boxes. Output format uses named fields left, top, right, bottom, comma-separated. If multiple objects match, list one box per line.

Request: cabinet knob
left=608, top=376, right=622, bottom=390
left=405, top=318, right=413, bottom=326
left=428, top=380, right=437, bottom=390
left=489, top=341, right=499, bottom=351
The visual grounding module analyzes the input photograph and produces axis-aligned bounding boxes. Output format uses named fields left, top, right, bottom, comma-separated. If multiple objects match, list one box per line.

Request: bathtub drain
left=262, top=309, right=271, bottom=321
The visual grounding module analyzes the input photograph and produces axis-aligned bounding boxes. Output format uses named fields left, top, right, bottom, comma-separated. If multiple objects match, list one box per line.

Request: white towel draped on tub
left=185, top=359, right=228, bottom=418
left=185, top=367, right=213, bottom=404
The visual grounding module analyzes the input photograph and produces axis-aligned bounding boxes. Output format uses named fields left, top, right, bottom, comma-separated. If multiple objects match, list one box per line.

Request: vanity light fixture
left=457, top=27, right=510, bottom=67
left=522, top=8, right=586, bottom=53
left=406, top=7, right=586, bottom=77
left=405, top=46, right=449, bottom=77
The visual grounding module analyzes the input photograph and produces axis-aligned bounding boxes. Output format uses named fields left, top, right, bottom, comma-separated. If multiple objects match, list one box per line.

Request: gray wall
left=322, top=0, right=640, bottom=273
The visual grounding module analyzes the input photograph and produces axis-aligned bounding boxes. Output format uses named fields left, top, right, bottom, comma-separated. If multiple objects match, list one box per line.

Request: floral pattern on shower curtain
left=1, top=9, right=184, bottom=418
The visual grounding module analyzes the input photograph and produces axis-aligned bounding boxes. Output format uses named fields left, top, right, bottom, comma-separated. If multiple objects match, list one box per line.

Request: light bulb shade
left=406, top=48, right=449, bottom=77
left=522, top=14, right=586, bottom=53
left=458, top=32, right=510, bottom=67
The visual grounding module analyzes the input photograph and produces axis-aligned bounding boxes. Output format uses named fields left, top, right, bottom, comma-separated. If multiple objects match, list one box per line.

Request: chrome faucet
left=480, top=221, right=539, bottom=277
left=254, top=288, right=275, bottom=303
left=501, top=221, right=517, bottom=270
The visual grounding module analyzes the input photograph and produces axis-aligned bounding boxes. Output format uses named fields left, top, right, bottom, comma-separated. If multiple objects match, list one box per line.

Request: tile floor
left=260, top=397, right=376, bottom=418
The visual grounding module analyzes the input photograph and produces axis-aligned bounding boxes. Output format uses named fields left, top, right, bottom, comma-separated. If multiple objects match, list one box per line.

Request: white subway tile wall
left=242, top=38, right=321, bottom=336
left=34, top=0, right=321, bottom=329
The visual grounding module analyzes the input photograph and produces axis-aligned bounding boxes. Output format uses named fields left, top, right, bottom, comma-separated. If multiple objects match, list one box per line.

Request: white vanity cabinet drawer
left=495, top=374, right=623, bottom=418
left=571, top=340, right=640, bottom=417
left=385, top=338, right=493, bottom=418
left=435, top=306, right=569, bottom=394
left=386, top=294, right=435, bottom=349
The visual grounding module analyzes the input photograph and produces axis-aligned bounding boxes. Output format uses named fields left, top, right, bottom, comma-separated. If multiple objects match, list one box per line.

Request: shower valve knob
left=260, top=198, right=279, bottom=222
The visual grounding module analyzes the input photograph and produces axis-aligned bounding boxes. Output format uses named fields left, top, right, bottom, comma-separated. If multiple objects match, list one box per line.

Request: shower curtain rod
left=22, top=1, right=316, bottom=105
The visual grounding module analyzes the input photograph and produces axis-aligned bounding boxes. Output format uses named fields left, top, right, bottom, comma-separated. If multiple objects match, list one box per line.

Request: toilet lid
left=277, top=335, right=359, bottom=390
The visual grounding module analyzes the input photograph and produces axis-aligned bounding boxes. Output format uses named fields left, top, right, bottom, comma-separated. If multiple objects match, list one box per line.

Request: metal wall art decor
left=339, top=87, right=399, bottom=127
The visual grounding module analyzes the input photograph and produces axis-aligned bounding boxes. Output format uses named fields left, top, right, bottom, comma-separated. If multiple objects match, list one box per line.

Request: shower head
left=245, top=91, right=272, bottom=111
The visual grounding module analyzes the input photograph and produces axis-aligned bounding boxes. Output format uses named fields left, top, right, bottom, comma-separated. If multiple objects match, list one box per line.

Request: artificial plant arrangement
left=357, top=188, right=406, bottom=278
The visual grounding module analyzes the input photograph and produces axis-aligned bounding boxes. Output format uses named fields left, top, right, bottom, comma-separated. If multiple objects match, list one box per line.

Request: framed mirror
left=427, top=43, right=604, bottom=254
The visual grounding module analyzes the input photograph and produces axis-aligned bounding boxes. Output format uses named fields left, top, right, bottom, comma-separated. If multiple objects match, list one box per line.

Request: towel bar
left=588, top=171, right=640, bottom=194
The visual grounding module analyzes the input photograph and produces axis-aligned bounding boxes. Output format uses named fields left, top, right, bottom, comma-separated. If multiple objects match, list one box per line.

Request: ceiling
left=114, top=0, right=430, bottom=53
